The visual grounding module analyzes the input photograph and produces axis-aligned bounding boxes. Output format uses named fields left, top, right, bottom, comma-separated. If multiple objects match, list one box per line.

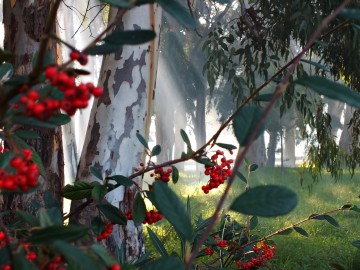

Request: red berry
left=92, top=87, right=103, bottom=97
left=70, top=51, right=81, bottom=61
left=111, top=264, right=121, bottom=270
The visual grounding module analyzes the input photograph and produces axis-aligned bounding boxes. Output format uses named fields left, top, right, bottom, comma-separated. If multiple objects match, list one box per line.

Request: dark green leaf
left=214, top=0, right=230, bottom=3
left=92, top=185, right=108, bottom=201
left=136, top=133, right=149, bottom=149
left=90, top=166, right=103, bottom=180
left=195, top=157, right=214, bottom=167
left=147, top=227, right=168, bottom=257
left=97, top=201, right=127, bottom=225
left=254, top=93, right=273, bottom=102
left=351, top=240, right=360, bottom=249
left=180, top=129, right=191, bottom=149
left=12, top=116, right=59, bottom=129
left=0, top=63, right=13, bottom=82
left=340, top=8, right=360, bottom=20
left=100, top=0, right=133, bottom=8
left=151, top=182, right=192, bottom=241
left=108, top=175, right=134, bottom=187
left=300, top=59, right=330, bottom=72
left=156, top=0, right=196, bottom=29
left=104, top=30, right=156, bottom=45
left=47, top=113, right=71, bottom=126
left=236, top=171, right=247, bottom=184
left=141, top=255, right=184, bottom=270
left=85, top=43, right=122, bottom=55
left=215, top=143, right=237, bottom=150
left=53, top=241, right=99, bottom=270
left=295, top=76, right=360, bottom=109
left=152, top=145, right=161, bottom=156
left=14, top=130, right=39, bottom=139
left=230, top=185, right=298, bottom=217
left=171, top=166, right=179, bottom=184
left=133, top=192, right=147, bottom=224
left=91, top=216, right=105, bottom=235
left=323, top=215, right=340, bottom=227
left=90, top=244, right=117, bottom=266
left=277, top=228, right=293, bottom=235
left=28, top=225, right=88, bottom=244
left=46, top=207, right=63, bottom=225
left=249, top=216, right=258, bottom=230
left=293, top=226, right=309, bottom=237
left=0, top=152, right=12, bottom=169
left=233, top=105, right=266, bottom=146
left=249, top=164, right=258, bottom=172
left=13, top=251, right=38, bottom=270
left=16, top=210, right=39, bottom=226
left=61, top=182, right=94, bottom=200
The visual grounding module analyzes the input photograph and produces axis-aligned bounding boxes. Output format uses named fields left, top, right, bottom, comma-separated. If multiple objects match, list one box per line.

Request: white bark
left=72, top=4, right=162, bottom=259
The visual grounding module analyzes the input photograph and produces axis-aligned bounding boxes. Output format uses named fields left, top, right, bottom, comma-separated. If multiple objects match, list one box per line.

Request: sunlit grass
left=145, top=167, right=360, bottom=269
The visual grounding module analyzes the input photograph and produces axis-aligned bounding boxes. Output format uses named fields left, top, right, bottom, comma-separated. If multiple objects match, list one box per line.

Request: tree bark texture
left=2, top=0, right=64, bottom=219
left=70, top=5, right=162, bottom=260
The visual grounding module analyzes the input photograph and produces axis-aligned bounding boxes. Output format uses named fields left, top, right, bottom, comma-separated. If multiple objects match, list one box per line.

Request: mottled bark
left=2, top=0, right=64, bottom=219
left=70, top=5, right=162, bottom=260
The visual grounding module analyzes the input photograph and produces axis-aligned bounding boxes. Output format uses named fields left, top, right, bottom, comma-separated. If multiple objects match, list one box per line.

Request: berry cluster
left=201, top=150, right=233, bottom=194
left=46, top=256, right=66, bottom=270
left=0, top=149, right=39, bottom=191
left=125, top=209, right=163, bottom=225
left=97, top=223, right=114, bottom=241
left=216, top=239, right=227, bottom=248
left=150, top=167, right=172, bottom=183
left=205, top=247, right=214, bottom=256
left=69, top=50, right=88, bottom=66
left=236, top=242, right=276, bottom=270
left=23, top=243, right=37, bottom=263
left=204, top=235, right=233, bottom=257
left=0, top=231, right=6, bottom=249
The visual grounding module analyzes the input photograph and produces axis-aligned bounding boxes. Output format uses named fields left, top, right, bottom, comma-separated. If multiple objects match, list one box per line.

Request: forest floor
left=144, top=167, right=360, bottom=270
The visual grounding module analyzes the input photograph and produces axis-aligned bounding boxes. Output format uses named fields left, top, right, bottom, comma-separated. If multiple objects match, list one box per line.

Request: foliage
left=0, top=0, right=359, bottom=270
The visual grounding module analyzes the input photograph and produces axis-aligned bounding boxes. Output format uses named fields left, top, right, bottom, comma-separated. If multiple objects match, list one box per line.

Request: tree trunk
left=284, top=127, right=296, bottom=167
left=2, top=0, right=64, bottom=219
left=327, top=99, right=344, bottom=138
left=70, top=5, right=162, bottom=259
left=339, top=104, right=353, bottom=153
left=246, top=134, right=266, bottom=166
left=266, top=130, right=277, bottom=167
left=194, top=92, right=206, bottom=149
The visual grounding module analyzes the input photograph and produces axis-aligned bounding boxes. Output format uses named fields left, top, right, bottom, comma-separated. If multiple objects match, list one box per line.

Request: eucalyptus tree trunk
left=2, top=0, right=64, bottom=219
left=284, top=127, right=296, bottom=167
left=339, top=104, right=353, bottom=153
left=266, top=130, right=277, bottom=167
left=70, top=5, right=162, bottom=259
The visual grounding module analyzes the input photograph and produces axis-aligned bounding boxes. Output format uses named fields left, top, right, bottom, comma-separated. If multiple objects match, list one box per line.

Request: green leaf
left=0, top=152, right=12, bottom=169
left=300, top=59, right=330, bottom=72
left=85, top=43, right=122, bottom=55
left=136, top=133, right=149, bottom=149
left=236, top=171, right=247, bottom=184
left=16, top=210, right=39, bottom=226
left=91, top=217, right=105, bottom=235
left=61, top=182, right=94, bottom=200
left=249, top=164, right=258, bottom=172
left=293, top=226, right=309, bottom=237
left=230, top=185, right=298, bottom=217
left=215, top=143, right=237, bottom=150
left=249, top=216, right=258, bottom=230
left=13, top=251, right=38, bottom=270
left=104, top=30, right=156, bottom=45
left=108, top=175, right=134, bottom=187
left=97, top=201, right=127, bottom=225
left=180, top=129, right=191, bottom=149
left=351, top=240, right=360, bottom=249
left=147, top=227, right=168, bottom=257
left=12, top=116, right=59, bottom=129
left=254, top=93, right=273, bottom=102
left=90, top=166, right=103, bottom=180
left=323, top=215, right=340, bottom=227
left=277, top=228, right=293, bottom=235
left=53, top=241, right=99, bottom=270
left=295, top=76, right=360, bottom=109
left=100, top=0, right=133, bottom=8
left=28, top=225, right=89, bottom=244
left=39, top=211, right=54, bottom=227
left=47, top=113, right=71, bottom=126
left=195, top=157, right=214, bottom=167
left=141, top=255, right=184, bottom=270
left=92, top=185, right=108, bottom=201
left=171, top=166, right=179, bottom=184
left=156, top=0, right=196, bottom=29
left=233, top=105, right=266, bottom=146
left=133, top=192, right=147, bottom=224
left=90, top=244, right=117, bottom=266
left=340, top=8, right=360, bottom=20
left=151, top=182, right=192, bottom=241
left=14, top=130, right=39, bottom=139
left=151, top=145, right=161, bottom=156
left=0, top=63, right=13, bottom=82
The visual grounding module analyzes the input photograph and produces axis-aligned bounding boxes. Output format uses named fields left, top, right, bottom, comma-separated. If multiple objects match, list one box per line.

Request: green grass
left=144, top=167, right=360, bottom=269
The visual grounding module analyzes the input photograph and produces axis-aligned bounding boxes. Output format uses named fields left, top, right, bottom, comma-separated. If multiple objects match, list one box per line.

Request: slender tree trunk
left=70, top=5, right=162, bottom=259
left=266, top=130, right=277, bottom=167
left=339, top=104, right=353, bottom=153
left=174, top=110, right=187, bottom=171
left=284, top=127, right=296, bottom=167
left=2, top=0, right=64, bottom=219
left=194, top=92, right=206, bottom=149
left=246, top=134, right=266, bottom=166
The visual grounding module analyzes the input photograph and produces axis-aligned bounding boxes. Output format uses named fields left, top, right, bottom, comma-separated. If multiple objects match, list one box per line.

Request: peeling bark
left=2, top=0, right=64, bottom=219
left=71, top=5, right=162, bottom=260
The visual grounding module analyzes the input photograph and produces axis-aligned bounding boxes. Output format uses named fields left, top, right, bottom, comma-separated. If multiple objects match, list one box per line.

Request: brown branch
left=185, top=1, right=353, bottom=269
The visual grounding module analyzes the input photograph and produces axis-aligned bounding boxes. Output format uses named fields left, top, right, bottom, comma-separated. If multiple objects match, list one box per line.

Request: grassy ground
left=144, top=167, right=360, bottom=270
